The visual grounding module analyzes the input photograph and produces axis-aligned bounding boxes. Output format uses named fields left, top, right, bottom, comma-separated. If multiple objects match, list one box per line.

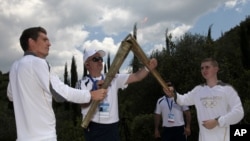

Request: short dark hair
left=19, top=27, right=47, bottom=51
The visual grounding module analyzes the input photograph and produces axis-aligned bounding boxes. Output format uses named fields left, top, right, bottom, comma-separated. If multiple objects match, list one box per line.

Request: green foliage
left=242, top=99, right=250, bottom=124
left=56, top=114, right=84, bottom=141
left=0, top=101, right=16, bottom=140
left=64, top=63, right=70, bottom=85
left=0, top=72, right=16, bottom=140
left=130, top=114, right=154, bottom=141
left=239, top=17, right=250, bottom=69
left=70, top=56, right=78, bottom=88
left=235, top=70, right=250, bottom=100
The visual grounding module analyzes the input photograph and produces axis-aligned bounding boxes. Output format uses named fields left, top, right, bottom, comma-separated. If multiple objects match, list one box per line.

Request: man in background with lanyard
left=154, top=80, right=191, bottom=141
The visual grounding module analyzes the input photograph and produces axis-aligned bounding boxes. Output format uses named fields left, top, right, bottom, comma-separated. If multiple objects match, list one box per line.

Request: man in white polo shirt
left=76, top=48, right=158, bottom=141
left=154, top=80, right=191, bottom=141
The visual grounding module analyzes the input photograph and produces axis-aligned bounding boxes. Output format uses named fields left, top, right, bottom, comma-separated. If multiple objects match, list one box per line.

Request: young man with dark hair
left=7, top=27, right=107, bottom=141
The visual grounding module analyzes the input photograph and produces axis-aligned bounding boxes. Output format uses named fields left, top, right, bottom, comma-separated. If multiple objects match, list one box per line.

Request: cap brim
left=96, top=50, right=106, bottom=57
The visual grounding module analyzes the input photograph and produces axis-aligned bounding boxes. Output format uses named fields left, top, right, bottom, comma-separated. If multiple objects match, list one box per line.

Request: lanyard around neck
left=166, top=97, right=173, bottom=112
left=87, top=75, right=104, bottom=90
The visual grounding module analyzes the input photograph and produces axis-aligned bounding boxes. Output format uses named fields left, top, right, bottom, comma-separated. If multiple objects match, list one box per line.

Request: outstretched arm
left=126, top=58, right=157, bottom=84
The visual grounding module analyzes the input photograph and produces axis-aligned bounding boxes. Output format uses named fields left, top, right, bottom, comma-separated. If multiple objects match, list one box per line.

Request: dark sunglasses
left=92, top=57, right=103, bottom=62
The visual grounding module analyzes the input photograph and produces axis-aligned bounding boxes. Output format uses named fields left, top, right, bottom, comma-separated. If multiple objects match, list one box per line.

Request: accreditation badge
left=168, top=113, right=175, bottom=122
left=99, top=102, right=110, bottom=118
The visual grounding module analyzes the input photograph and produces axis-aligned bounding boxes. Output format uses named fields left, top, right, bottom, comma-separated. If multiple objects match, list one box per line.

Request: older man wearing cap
left=76, top=48, right=158, bottom=141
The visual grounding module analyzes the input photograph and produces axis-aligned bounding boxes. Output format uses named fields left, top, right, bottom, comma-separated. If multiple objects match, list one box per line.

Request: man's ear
left=28, top=38, right=35, bottom=50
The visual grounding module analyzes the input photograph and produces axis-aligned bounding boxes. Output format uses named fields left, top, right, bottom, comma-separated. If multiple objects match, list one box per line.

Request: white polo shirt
left=76, top=73, right=129, bottom=124
left=155, top=95, right=189, bottom=127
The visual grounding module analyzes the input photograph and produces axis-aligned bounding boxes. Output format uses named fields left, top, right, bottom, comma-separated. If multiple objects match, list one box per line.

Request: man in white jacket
left=163, top=57, right=244, bottom=141
left=7, top=27, right=107, bottom=141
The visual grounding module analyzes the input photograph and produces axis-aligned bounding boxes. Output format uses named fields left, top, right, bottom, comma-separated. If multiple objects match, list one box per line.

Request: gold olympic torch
left=81, top=34, right=173, bottom=128
left=128, top=35, right=174, bottom=96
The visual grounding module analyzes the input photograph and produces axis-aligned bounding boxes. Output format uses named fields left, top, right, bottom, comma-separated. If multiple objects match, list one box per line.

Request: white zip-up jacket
left=176, top=82, right=244, bottom=141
